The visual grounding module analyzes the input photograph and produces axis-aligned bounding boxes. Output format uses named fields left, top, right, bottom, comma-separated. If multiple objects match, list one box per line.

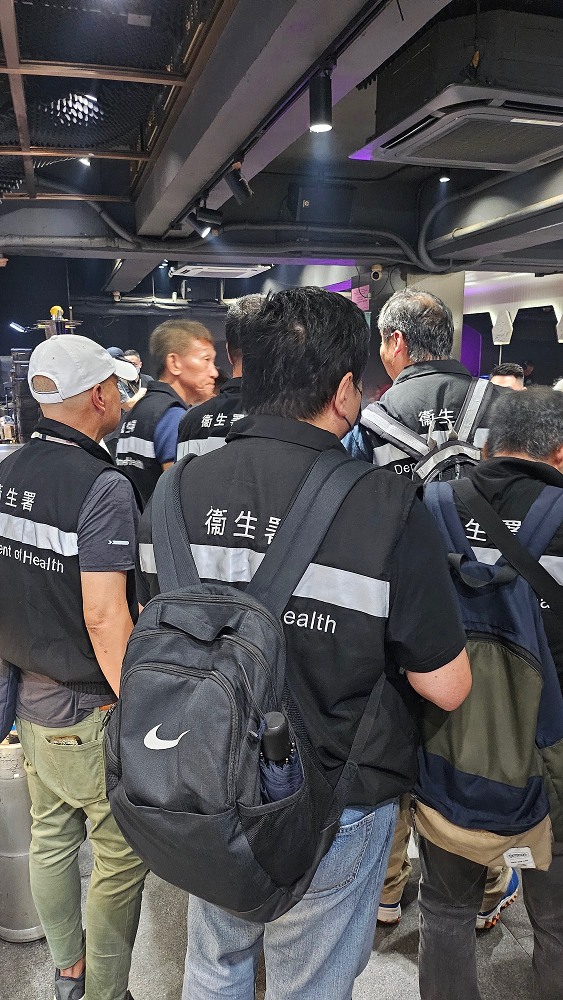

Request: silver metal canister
left=0, top=739, right=45, bottom=941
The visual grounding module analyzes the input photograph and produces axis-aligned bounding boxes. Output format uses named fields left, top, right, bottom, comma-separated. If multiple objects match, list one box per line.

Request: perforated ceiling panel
left=26, top=79, right=168, bottom=150
left=15, top=0, right=199, bottom=72
left=0, top=157, right=25, bottom=196
left=415, top=118, right=563, bottom=165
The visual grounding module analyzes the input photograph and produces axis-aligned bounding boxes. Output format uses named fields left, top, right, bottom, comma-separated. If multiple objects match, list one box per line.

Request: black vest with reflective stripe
left=176, top=378, right=243, bottom=459
left=116, top=381, right=187, bottom=506
left=0, top=420, right=125, bottom=694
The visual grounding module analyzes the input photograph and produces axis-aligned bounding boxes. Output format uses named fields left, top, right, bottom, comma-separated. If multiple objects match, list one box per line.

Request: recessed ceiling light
left=79, top=158, right=91, bottom=167
left=439, top=174, right=451, bottom=183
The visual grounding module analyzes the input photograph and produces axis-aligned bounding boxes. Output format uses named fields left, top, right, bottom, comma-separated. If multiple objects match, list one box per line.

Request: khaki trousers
left=17, top=709, right=148, bottom=1000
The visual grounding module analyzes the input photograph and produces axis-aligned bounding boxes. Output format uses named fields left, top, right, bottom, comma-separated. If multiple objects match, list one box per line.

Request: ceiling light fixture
left=439, top=173, right=451, bottom=183
left=185, top=212, right=212, bottom=238
left=79, top=157, right=91, bottom=167
left=41, top=93, right=102, bottom=129
left=196, top=206, right=223, bottom=227
left=510, top=117, right=563, bottom=127
left=10, top=322, right=25, bottom=332
left=309, top=68, right=333, bottom=133
left=225, top=162, right=253, bottom=205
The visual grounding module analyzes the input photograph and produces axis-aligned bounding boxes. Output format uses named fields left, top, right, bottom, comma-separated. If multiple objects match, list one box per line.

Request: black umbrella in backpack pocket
left=259, top=712, right=303, bottom=803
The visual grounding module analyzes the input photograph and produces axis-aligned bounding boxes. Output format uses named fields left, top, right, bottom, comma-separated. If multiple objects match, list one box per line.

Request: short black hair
left=378, top=288, right=454, bottom=362
left=240, top=287, right=370, bottom=419
left=225, top=294, right=265, bottom=360
left=487, top=387, right=563, bottom=460
left=490, top=363, right=524, bottom=382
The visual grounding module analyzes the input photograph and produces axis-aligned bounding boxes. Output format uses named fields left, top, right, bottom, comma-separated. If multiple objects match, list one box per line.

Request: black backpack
left=105, top=450, right=383, bottom=922
left=361, top=378, right=494, bottom=483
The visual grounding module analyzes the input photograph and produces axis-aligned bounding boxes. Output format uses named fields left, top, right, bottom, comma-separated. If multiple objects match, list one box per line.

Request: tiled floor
left=0, top=840, right=537, bottom=1000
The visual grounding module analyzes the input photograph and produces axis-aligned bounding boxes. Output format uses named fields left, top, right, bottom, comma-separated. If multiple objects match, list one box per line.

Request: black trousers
left=418, top=837, right=563, bottom=1000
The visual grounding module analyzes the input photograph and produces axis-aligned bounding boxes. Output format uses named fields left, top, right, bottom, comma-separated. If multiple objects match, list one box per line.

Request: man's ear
left=166, top=352, right=182, bottom=376
left=333, top=372, right=354, bottom=417
left=392, top=330, right=406, bottom=359
left=91, top=382, right=105, bottom=414
left=551, top=443, right=563, bottom=472
left=482, top=441, right=489, bottom=460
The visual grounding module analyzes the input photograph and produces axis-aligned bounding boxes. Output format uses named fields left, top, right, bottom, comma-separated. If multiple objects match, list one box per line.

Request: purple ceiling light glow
left=349, top=144, right=375, bottom=161
left=324, top=279, right=352, bottom=292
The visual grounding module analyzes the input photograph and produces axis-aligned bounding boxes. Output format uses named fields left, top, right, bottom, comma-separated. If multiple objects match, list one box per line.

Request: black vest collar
left=33, top=417, right=115, bottom=467
left=145, top=380, right=188, bottom=407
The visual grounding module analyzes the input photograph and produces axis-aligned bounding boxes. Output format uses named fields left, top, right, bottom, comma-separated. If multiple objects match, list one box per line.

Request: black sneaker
left=53, top=969, right=85, bottom=1000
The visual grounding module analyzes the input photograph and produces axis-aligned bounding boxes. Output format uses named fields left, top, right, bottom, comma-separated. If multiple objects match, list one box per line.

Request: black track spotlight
left=196, top=206, right=223, bottom=227
left=225, top=162, right=253, bottom=205
left=185, top=211, right=212, bottom=238
left=309, top=68, right=333, bottom=133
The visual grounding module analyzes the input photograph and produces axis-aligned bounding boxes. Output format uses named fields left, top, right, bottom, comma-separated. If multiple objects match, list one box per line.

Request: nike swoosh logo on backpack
left=143, top=725, right=191, bottom=750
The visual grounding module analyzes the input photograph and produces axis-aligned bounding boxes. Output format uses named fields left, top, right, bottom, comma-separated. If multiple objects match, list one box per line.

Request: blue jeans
left=182, top=799, right=398, bottom=1000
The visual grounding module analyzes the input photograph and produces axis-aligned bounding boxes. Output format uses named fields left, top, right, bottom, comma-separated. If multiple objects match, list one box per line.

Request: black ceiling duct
left=355, top=10, right=563, bottom=172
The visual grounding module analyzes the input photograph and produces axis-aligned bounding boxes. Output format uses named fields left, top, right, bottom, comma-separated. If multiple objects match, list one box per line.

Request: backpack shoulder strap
left=247, top=451, right=374, bottom=618
left=424, top=481, right=472, bottom=556
left=360, top=403, right=429, bottom=460
left=516, top=485, right=563, bottom=559
left=451, top=478, right=563, bottom=615
left=455, top=379, right=492, bottom=442
left=150, top=454, right=201, bottom=593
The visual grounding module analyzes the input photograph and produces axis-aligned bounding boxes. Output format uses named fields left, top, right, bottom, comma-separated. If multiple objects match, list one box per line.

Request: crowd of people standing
left=0, top=286, right=562, bottom=1000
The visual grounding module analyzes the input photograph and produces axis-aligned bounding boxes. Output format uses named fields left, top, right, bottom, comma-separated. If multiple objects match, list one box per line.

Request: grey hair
left=377, top=288, right=454, bottom=362
left=225, top=293, right=266, bottom=357
left=487, top=387, right=563, bottom=460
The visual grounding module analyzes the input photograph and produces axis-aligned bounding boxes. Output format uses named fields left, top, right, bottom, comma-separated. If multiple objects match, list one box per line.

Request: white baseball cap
left=28, top=335, right=139, bottom=404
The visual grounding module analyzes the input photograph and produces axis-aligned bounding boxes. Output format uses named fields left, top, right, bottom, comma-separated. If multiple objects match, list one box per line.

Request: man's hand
left=81, top=571, right=134, bottom=696
left=121, top=386, right=146, bottom=412
left=407, top=649, right=471, bottom=711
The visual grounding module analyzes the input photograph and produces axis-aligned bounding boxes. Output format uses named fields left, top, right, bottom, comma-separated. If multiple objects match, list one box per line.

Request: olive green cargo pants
left=17, top=709, right=148, bottom=1000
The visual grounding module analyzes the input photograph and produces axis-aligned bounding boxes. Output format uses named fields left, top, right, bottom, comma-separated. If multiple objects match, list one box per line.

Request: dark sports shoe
left=53, top=969, right=85, bottom=1000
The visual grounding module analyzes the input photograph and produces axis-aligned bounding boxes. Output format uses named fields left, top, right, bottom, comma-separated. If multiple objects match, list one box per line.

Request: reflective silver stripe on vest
left=372, top=443, right=410, bottom=468
left=457, top=379, right=489, bottom=441
left=471, top=546, right=563, bottom=584
left=140, top=542, right=390, bottom=618
left=139, top=542, right=157, bottom=574
left=414, top=442, right=481, bottom=481
left=293, top=562, right=389, bottom=617
left=473, top=428, right=489, bottom=449
left=0, top=511, right=78, bottom=556
left=191, top=543, right=264, bottom=582
left=177, top=438, right=226, bottom=460
left=361, top=406, right=428, bottom=458
left=116, top=436, right=156, bottom=459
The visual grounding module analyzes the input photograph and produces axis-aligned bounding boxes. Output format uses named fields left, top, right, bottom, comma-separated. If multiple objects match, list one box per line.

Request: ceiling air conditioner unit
left=351, top=10, right=563, bottom=172
left=169, top=265, right=271, bottom=280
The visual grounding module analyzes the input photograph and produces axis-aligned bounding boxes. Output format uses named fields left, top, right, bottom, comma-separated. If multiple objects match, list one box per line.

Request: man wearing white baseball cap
left=0, top=335, right=147, bottom=1000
